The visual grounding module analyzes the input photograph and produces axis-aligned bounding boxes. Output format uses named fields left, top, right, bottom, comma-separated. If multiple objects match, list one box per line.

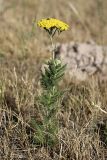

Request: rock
left=54, top=41, right=107, bottom=81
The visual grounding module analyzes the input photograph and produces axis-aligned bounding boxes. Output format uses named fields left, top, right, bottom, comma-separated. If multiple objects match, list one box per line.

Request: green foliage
left=31, top=117, right=58, bottom=146
left=40, top=59, right=66, bottom=90
left=31, top=59, right=66, bottom=146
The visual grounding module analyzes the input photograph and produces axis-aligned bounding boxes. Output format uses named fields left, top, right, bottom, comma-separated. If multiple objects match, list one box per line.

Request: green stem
left=50, top=35, right=55, bottom=60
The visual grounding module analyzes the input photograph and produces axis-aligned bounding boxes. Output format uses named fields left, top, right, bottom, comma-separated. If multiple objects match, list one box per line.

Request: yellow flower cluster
left=37, top=18, right=69, bottom=31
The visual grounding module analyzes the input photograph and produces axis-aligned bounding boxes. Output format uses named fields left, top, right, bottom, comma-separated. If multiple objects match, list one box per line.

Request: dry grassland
left=0, top=0, right=107, bottom=159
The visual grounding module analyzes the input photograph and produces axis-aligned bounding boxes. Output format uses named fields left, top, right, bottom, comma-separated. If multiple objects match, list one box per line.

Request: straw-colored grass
left=0, top=0, right=107, bottom=159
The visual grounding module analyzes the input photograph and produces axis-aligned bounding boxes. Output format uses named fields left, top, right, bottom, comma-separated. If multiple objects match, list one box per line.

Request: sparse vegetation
left=0, top=0, right=107, bottom=159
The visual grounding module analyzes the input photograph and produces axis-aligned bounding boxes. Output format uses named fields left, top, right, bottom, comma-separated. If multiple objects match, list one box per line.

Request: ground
left=0, top=0, right=107, bottom=159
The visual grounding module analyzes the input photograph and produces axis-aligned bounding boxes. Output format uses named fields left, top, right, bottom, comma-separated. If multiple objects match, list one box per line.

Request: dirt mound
left=55, top=41, right=107, bottom=81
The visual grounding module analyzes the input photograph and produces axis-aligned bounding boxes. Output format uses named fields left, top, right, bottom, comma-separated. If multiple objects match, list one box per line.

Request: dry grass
left=0, top=0, right=107, bottom=159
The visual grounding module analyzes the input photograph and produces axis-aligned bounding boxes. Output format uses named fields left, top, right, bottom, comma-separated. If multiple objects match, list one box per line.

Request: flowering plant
left=37, top=18, right=69, bottom=59
left=31, top=18, right=69, bottom=146
left=37, top=18, right=69, bottom=35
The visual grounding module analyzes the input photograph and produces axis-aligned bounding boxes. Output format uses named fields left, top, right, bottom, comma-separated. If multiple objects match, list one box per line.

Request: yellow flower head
left=37, top=18, right=69, bottom=36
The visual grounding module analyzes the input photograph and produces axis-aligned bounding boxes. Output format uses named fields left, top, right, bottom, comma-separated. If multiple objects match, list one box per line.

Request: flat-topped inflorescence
left=37, top=18, right=69, bottom=36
